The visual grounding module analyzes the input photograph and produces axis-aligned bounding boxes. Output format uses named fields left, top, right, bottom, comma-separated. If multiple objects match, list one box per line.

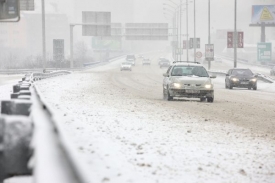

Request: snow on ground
left=35, top=60, right=275, bottom=183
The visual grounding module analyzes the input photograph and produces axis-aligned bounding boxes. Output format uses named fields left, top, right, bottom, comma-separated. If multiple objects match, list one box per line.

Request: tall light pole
left=194, top=0, right=196, bottom=62
left=186, top=0, right=189, bottom=61
left=42, top=0, right=46, bottom=70
left=163, top=6, right=179, bottom=60
left=179, top=0, right=182, bottom=61
left=234, top=0, right=237, bottom=68
left=208, top=0, right=211, bottom=70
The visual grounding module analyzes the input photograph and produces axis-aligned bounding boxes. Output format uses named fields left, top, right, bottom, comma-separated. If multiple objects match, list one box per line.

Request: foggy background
left=0, top=0, right=274, bottom=68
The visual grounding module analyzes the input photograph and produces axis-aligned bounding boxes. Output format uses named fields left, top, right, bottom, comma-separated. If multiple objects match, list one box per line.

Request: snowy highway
left=36, top=52, right=275, bottom=183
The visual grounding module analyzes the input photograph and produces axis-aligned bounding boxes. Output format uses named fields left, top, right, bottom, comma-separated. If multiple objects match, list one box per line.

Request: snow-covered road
left=36, top=52, right=275, bottom=183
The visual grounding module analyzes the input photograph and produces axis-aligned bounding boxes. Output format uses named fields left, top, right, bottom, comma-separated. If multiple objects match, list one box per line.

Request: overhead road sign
left=257, top=42, right=272, bottom=62
left=251, top=5, right=275, bottom=25
left=100, top=23, right=122, bottom=40
left=0, top=0, right=20, bottom=22
left=125, top=23, right=168, bottom=40
left=205, top=44, right=214, bottom=61
left=227, top=32, right=244, bottom=48
left=20, top=0, right=34, bottom=11
left=82, top=11, right=111, bottom=36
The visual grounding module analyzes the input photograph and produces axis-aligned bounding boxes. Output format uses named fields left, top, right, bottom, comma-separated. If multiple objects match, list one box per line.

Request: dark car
left=126, top=55, right=136, bottom=66
left=270, top=66, right=275, bottom=76
left=225, top=68, right=257, bottom=90
left=159, top=59, right=170, bottom=68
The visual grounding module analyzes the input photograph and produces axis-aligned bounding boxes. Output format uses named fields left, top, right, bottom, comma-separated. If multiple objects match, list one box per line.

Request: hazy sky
left=31, top=0, right=275, bottom=46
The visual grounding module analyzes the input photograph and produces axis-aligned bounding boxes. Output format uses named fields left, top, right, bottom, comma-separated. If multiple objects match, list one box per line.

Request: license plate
left=185, top=90, right=200, bottom=94
left=241, top=82, right=249, bottom=84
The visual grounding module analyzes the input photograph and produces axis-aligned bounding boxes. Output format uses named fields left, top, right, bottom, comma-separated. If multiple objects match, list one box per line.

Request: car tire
left=164, top=87, right=173, bottom=101
left=229, top=83, right=233, bottom=89
left=207, top=97, right=214, bottom=103
left=248, top=87, right=251, bottom=90
left=200, top=98, right=205, bottom=102
left=225, top=82, right=228, bottom=89
left=253, top=86, right=257, bottom=90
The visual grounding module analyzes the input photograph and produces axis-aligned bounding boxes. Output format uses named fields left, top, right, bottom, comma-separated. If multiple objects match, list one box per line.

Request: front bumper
left=121, top=67, right=131, bottom=70
left=169, top=89, right=214, bottom=98
left=230, top=81, right=257, bottom=88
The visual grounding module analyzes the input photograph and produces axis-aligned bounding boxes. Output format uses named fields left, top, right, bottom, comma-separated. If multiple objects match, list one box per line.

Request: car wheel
left=248, top=87, right=251, bottom=90
left=229, top=83, right=233, bottom=89
left=207, top=97, right=214, bottom=103
left=200, top=98, right=205, bottom=102
left=225, top=82, right=228, bottom=89
left=165, top=86, right=173, bottom=101
left=253, top=86, right=257, bottom=90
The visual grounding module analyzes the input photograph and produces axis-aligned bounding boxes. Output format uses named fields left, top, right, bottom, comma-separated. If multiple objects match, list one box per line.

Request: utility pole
left=179, top=0, right=182, bottom=61
left=194, top=0, right=196, bottom=62
left=208, top=0, right=211, bottom=70
left=234, top=0, right=237, bottom=68
left=186, top=0, right=189, bottom=62
left=70, top=25, right=75, bottom=69
left=42, top=0, right=46, bottom=70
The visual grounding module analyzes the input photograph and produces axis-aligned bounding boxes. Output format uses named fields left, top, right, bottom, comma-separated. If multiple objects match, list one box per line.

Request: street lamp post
left=163, top=5, right=179, bottom=60
left=179, top=0, right=182, bottom=61
left=186, top=0, right=189, bottom=61
left=208, top=0, right=211, bottom=70
left=42, top=0, right=46, bottom=70
left=194, top=0, right=196, bottom=62
left=234, top=0, right=237, bottom=68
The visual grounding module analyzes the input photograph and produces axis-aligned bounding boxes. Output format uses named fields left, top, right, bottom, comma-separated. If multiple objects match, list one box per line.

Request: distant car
left=214, top=57, right=223, bottom=63
left=137, top=55, right=142, bottom=59
left=225, top=68, right=257, bottom=90
left=120, top=62, right=132, bottom=71
left=163, top=61, right=216, bottom=102
left=126, top=55, right=136, bottom=66
left=270, top=66, right=275, bottom=76
left=158, top=57, right=166, bottom=65
left=159, top=59, right=170, bottom=68
left=142, top=58, right=151, bottom=65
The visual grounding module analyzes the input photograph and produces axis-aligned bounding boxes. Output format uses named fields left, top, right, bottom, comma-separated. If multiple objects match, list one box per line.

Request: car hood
left=171, top=76, right=211, bottom=85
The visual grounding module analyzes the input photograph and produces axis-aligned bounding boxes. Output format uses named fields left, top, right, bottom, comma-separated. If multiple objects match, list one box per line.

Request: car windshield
left=171, top=66, right=209, bottom=77
left=126, top=55, right=135, bottom=59
left=122, top=62, right=131, bottom=65
left=232, top=69, right=253, bottom=76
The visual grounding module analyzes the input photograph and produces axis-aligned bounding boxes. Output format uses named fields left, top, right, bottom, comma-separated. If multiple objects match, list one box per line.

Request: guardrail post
left=0, top=116, right=32, bottom=182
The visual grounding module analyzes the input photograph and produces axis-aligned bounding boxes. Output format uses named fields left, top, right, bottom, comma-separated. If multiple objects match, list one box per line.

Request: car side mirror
left=163, top=73, right=169, bottom=77
left=226, top=74, right=229, bottom=76
left=210, top=75, right=216, bottom=79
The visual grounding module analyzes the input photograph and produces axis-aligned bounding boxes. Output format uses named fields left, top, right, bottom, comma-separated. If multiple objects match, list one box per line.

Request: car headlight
left=172, top=83, right=181, bottom=88
left=231, top=78, right=239, bottom=82
left=204, top=84, right=212, bottom=89
left=250, top=78, right=257, bottom=82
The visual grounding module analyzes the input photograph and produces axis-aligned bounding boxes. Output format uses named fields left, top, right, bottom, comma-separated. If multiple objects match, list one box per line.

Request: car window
left=232, top=69, right=253, bottom=76
left=126, top=55, right=135, bottom=59
left=166, top=66, right=172, bottom=74
left=171, top=66, right=209, bottom=77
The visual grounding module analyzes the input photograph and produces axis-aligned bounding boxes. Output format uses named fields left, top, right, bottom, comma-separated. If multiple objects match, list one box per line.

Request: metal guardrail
left=0, top=70, right=90, bottom=183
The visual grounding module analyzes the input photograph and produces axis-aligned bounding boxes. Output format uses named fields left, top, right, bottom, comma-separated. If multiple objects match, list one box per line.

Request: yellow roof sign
left=260, top=7, right=274, bottom=21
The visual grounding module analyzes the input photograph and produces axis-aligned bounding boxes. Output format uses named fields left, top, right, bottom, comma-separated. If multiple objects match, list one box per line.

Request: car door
left=163, top=66, right=172, bottom=89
